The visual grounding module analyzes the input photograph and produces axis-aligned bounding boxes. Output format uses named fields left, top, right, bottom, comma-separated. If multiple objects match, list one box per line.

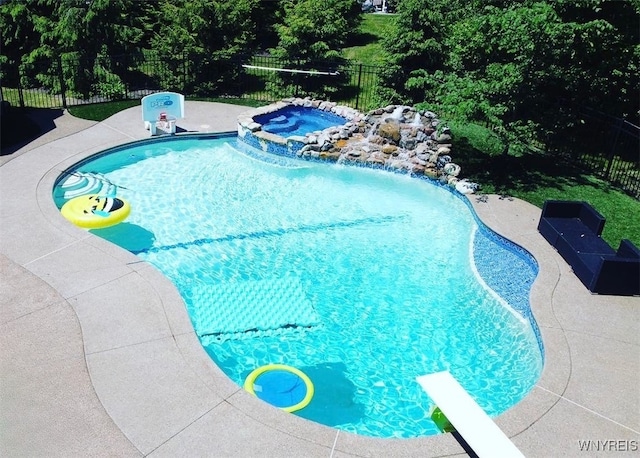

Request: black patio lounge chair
left=538, top=200, right=640, bottom=296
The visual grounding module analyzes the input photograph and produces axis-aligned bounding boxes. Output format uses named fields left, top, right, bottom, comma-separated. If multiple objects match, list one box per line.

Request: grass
left=343, top=14, right=397, bottom=65
left=69, top=100, right=140, bottom=121
left=190, top=97, right=265, bottom=108
left=1, top=87, right=63, bottom=109
left=68, top=97, right=263, bottom=122
left=451, top=122, right=640, bottom=247
left=448, top=121, right=504, bottom=156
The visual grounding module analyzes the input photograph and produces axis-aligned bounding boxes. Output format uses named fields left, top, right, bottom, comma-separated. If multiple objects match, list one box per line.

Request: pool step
left=263, top=117, right=301, bottom=135
left=58, top=172, right=116, bottom=200
left=228, top=141, right=312, bottom=168
left=268, top=114, right=288, bottom=125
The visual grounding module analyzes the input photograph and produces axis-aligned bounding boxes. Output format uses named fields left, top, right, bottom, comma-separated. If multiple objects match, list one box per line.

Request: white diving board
left=417, top=371, right=525, bottom=458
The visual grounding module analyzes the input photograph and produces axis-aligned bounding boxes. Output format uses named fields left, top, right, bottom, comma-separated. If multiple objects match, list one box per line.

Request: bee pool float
left=61, top=194, right=131, bottom=229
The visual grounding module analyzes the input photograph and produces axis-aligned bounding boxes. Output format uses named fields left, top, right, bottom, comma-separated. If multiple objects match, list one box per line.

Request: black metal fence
left=568, top=106, right=640, bottom=199
left=0, top=53, right=384, bottom=112
left=240, top=55, right=382, bottom=112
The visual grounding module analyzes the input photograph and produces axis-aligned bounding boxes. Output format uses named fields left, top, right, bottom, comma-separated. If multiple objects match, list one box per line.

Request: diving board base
left=417, top=371, right=525, bottom=458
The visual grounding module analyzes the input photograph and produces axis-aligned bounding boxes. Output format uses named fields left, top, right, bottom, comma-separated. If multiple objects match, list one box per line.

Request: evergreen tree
left=2, top=0, right=149, bottom=98
left=0, top=0, right=53, bottom=86
left=150, top=0, right=259, bottom=95
left=268, top=0, right=362, bottom=99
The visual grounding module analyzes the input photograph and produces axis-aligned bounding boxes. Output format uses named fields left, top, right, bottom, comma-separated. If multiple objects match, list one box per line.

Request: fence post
left=355, top=63, right=363, bottom=110
left=294, top=60, right=300, bottom=98
left=17, top=76, right=25, bottom=108
left=121, top=54, right=131, bottom=100
left=183, top=52, right=188, bottom=92
left=57, top=56, right=68, bottom=109
left=604, top=117, right=623, bottom=179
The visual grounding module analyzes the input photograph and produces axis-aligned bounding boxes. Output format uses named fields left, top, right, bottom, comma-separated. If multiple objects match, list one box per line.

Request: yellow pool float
left=61, top=194, right=131, bottom=229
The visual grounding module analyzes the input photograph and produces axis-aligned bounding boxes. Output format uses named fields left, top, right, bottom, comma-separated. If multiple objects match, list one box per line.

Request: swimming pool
left=253, top=106, right=347, bottom=137
left=53, top=133, right=543, bottom=438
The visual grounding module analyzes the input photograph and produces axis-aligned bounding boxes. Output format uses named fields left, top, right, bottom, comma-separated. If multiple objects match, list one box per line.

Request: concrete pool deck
left=1, top=102, right=638, bottom=457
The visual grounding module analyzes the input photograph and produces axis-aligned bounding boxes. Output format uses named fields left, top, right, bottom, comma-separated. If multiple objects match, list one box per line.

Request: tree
left=5, top=0, right=149, bottom=98
left=251, top=0, right=284, bottom=52
left=551, top=0, right=640, bottom=119
left=150, top=0, right=259, bottom=95
left=380, top=0, right=640, bottom=155
left=0, top=0, right=53, bottom=86
left=426, top=3, right=575, bottom=154
left=376, top=0, right=478, bottom=105
left=268, top=0, right=362, bottom=99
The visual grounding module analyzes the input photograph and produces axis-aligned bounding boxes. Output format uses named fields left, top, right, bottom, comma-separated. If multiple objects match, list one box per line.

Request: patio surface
left=1, top=102, right=638, bottom=457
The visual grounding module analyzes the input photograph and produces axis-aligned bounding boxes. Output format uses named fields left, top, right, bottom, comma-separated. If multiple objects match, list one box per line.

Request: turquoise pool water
left=53, top=134, right=543, bottom=438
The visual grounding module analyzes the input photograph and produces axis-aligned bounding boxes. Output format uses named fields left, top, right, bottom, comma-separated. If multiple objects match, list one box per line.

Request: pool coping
left=1, top=102, right=638, bottom=457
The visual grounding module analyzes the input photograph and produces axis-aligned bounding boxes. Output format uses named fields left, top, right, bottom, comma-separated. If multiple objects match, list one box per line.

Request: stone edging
left=237, top=97, right=479, bottom=195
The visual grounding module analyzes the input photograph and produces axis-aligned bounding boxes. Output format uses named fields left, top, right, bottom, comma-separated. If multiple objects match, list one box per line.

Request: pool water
left=253, top=106, right=347, bottom=137
left=54, top=135, right=543, bottom=438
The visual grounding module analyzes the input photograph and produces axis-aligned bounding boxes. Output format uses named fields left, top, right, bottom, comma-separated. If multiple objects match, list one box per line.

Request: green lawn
left=69, top=100, right=140, bottom=121
left=450, top=122, right=640, bottom=247
left=1, top=87, right=63, bottom=109
left=191, top=97, right=266, bottom=108
left=68, top=97, right=263, bottom=122
left=343, top=14, right=397, bottom=65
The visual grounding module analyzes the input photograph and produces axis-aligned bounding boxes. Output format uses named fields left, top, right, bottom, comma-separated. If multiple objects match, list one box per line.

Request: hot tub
left=237, top=99, right=361, bottom=156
